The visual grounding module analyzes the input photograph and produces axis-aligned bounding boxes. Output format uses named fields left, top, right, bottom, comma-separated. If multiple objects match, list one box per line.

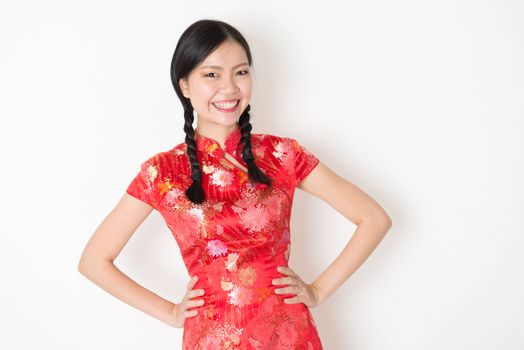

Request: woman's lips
left=212, top=99, right=240, bottom=112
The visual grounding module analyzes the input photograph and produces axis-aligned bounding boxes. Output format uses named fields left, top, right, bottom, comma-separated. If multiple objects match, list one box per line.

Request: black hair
left=170, top=19, right=272, bottom=204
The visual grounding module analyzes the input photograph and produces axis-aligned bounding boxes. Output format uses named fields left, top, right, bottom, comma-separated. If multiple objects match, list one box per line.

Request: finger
left=187, top=288, right=205, bottom=299
left=187, top=298, right=205, bottom=308
left=277, top=266, right=297, bottom=277
left=283, top=296, right=302, bottom=304
left=272, top=276, right=296, bottom=286
left=182, top=286, right=201, bottom=304
left=187, top=275, right=198, bottom=290
left=184, top=309, right=198, bottom=318
left=275, top=285, right=300, bottom=295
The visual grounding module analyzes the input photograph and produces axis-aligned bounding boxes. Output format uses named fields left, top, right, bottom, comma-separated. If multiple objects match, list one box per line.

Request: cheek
left=192, top=85, right=216, bottom=105
left=238, top=79, right=253, bottom=96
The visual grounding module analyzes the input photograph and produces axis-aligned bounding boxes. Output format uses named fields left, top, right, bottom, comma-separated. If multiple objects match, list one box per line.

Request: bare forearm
left=78, top=259, right=176, bottom=327
left=312, top=217, right=392, bottom=304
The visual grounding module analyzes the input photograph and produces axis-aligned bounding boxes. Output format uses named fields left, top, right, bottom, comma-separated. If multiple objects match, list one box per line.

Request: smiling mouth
left=212, top=99, right=240, bottom=112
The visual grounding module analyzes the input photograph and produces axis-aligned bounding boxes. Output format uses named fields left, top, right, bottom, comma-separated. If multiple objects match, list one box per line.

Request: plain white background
left=1, top=0, right=523, bottom=349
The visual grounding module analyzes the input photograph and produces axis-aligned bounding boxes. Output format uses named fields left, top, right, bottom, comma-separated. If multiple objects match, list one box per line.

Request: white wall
left=1, top=0, right=523, bottom=349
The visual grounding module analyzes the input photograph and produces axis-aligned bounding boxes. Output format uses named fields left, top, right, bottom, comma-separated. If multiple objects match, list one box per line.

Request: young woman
left=78, top=19, right=392, bottom=349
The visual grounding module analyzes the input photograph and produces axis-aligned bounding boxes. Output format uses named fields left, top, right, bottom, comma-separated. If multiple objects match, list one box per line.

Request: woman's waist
left=184, top=291, right=309, bottom=332
left=190, top=257, right=288, bottom=306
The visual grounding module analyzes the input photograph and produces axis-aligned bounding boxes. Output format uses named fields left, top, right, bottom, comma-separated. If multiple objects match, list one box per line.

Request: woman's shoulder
left=135, top=143, right=188, bottom=176
left=251, top=131, right=307, bottom=156
left=251, top=131, right=296, bottom=147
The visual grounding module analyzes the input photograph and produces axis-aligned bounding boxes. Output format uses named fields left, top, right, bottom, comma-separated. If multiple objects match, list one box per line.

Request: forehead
left=198, top=40, right=249, bottom=70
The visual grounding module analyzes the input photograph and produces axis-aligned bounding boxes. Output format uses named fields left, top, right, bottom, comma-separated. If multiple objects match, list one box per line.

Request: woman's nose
left=220, top=76, right=240, bottom=93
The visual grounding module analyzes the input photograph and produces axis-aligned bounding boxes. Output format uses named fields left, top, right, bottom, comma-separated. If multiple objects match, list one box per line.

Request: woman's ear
left=179, top=78, right=189, bottom=98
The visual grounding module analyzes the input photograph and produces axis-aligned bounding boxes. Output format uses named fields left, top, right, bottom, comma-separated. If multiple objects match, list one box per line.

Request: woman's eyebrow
left=199, top=62, right=249, bottom=70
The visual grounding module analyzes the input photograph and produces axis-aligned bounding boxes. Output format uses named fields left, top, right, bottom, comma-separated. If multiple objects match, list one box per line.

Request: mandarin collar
left=195, top=124, right=242, bottom=157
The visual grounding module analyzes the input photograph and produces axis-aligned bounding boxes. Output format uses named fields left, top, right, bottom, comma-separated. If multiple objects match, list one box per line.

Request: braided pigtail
left=238, top=104, right=272, bottom=187
left=183, top=107, right=206, bottom=204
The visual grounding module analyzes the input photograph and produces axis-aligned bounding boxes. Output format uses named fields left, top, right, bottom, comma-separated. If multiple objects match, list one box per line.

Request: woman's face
left=179, top=39, right=253, bottom=128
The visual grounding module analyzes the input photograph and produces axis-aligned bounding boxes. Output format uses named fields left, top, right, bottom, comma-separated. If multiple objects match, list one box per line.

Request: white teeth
left=213, top=100, right=238, bottom=109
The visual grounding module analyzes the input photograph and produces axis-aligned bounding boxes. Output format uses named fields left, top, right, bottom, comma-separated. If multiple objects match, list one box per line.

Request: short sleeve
left=126, top=157, right=159, bottom=209
left=291, top=138, right=320, bottom=187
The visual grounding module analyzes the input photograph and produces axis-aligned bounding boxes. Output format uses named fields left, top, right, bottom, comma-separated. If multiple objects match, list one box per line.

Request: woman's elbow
left=77, top=251, right=111, bottom=276
left=376, top=205, right=393, bottom=232
left=368, top=212, right=392, bottom=233
left=77, top=253, right=95, bottom=276
left=383, top=215, right=393, bottom=231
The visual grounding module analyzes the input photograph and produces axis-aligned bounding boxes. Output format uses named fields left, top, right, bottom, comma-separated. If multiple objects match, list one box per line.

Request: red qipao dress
left=126, top=124, right=322, bottom=349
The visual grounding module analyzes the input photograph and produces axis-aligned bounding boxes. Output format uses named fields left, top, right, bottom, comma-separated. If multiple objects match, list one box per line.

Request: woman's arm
left=77, top=193, right=176, bottom=327
left=298, top=161, right=393, bottom=305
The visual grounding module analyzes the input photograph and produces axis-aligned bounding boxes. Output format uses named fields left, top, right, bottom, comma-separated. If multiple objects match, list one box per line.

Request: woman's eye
left=204, top=71, right=248, bottom=78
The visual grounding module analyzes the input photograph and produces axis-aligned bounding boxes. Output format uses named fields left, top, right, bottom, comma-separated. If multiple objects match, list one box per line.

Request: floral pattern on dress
left=207, top=239, right=228, bottom=257
left=126, top=125, right=322, bottom=349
